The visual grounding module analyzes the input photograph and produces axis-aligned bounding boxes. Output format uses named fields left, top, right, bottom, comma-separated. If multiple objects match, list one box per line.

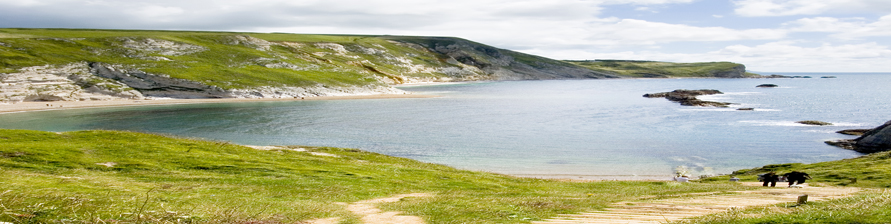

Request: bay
left=2, top=73, right=888, bottom=179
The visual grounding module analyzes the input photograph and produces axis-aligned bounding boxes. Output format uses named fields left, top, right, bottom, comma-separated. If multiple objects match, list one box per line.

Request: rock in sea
left=826, top=120, right=891, bottom=153
left=797, top=120, right=833, bottom=126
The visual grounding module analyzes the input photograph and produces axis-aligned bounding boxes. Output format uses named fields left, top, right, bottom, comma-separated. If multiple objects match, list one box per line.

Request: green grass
left=3, top=129, right=891, bottom=223
left=0, top=28, right=466, bottom=89
left=676, top=189, right=891, bottom=224
left=703, top=150, right=891, bottom=188
left=677, top=150, right=891, bottom=224
left=0, top=129, right=753, bottom=223
left=567, top=60, right=750, bottom=78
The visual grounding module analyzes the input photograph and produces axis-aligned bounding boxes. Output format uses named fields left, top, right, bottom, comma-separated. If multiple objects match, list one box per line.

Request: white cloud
left=130, top=5, right=185, bottom=21
left=785, top=15, right=891, bottom=39
left=524, top=41, right=891, bottom=72
left=0, top=0, right=45, bottom=7
left=734, top=0, right=891, bottom=17
left=2, top=0, right=889, bottom=72
left=602, top=0, right=695, bottom=4
left=585, top=19, right=786, bottom=44
left=710, top=41, right=891, bottom=71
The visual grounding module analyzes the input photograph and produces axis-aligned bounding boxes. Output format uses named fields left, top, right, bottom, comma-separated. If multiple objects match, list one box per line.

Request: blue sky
left=2, top=0, right=890, bottom=72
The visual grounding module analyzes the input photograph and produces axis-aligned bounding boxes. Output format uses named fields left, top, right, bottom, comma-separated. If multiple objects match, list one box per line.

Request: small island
left=643, top=89, right=731, bottom=107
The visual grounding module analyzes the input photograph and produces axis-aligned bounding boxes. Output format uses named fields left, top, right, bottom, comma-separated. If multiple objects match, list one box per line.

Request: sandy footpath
left=0, top=94, right=435, bottom=114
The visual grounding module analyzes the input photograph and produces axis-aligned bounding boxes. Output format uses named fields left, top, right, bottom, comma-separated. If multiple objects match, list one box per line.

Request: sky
left=2, top=0, right=890, bottom=72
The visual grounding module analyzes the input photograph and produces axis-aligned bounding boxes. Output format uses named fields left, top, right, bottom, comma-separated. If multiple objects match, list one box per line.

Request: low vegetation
left=2, top=128, right=891, bottom=223
left=0, top=29, right=463, bottom=89
left=567, top=60, right=757, bottom=78
left=685, top=150, right=891, bottom=223
left=2, top=28, right=758, bottom=96
left=0, top=129, right=752, bottom=223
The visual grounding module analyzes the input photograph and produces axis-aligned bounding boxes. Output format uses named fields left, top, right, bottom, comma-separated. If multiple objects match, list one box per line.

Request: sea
left=2, top=73, right=888, bottom=180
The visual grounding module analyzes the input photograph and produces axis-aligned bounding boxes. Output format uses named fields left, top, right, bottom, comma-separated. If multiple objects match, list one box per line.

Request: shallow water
left=2, top=73, right=888, bottom=179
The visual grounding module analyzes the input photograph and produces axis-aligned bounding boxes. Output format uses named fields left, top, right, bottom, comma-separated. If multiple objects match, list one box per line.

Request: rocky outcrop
left=852, top=121, right=891, bottom=152
left=837, top=129, right=873, bottom=136
left=826, top=120, right=891, bottom=153
left=643, top=89, right=730, bottom=107
left=88, top=63, right=405, bottom=99
left=0, top=63, right=143, bottom=103
left=88, top=62, right=231, bottom=99
left=797, top=120, right=833, bottom=126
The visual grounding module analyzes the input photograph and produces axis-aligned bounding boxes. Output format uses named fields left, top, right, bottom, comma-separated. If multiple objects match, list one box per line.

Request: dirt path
left=534, top=182, right=859, bottom=224
left=306, top=193, right=433, bottom=224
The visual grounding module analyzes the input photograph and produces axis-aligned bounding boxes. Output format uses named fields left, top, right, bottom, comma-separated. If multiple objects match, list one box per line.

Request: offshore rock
left=756, top=84, right=778, bottom=88
left=853, top=120, right=891, bottom=153
left=837, top=129, right=873, bottom=136
left=643, top=89, right=730, bottom=107
left=827, top=120, right=891, bottom=153
left=797, top=120, right=833, bottom=126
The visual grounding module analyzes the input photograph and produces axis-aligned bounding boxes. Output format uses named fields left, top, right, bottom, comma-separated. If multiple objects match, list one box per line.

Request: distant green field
left=567, top=60, right=754, bottom=78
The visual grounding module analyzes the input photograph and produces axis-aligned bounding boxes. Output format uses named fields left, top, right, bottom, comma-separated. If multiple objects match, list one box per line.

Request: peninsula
left=2, top=28, right=752, bottom=105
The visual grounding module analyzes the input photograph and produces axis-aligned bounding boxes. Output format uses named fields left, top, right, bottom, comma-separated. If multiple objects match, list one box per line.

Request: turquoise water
left=2, top=73, right=888, bottom=179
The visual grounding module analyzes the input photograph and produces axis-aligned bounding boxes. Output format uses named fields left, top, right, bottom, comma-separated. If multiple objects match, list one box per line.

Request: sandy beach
left=0, top=93, right=436, bottom=114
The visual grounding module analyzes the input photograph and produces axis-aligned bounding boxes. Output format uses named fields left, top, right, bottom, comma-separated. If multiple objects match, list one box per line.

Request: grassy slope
left=0, top=28, right=452, bottom=89
left=2, top=29, right=758, bottom=94
left=567, top=60, right=754, bottom=78
left=681, top=151, right=891, bottom=224
left=0, top=129, right=750, bottom=224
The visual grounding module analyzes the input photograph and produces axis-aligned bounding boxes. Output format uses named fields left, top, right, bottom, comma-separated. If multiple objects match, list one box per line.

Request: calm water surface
left=2, top=73, right=888, bottom=179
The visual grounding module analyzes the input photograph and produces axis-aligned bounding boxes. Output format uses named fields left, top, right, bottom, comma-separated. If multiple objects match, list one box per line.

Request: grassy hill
left=0, top=129, right=752, bottom=223
left=3, top=129, right=891, bottom=223
left=1, top=29, right=753, bottom=102
left=568, top=60, right=757, bottom=78
left=683, top=151, right=891, bottom=223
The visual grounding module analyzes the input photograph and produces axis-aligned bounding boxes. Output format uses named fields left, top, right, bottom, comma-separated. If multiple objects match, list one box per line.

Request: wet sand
left=0, top=94, right=435, bottom=114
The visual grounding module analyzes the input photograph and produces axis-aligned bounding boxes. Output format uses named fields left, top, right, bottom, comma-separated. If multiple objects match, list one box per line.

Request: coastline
left=0, top=93, right=436, bottom=114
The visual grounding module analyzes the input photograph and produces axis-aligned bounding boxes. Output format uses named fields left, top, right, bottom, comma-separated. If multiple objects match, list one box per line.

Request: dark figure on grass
left=761, top=172, right=779, bottom=187
left=784, top=171, right=812, bottom=187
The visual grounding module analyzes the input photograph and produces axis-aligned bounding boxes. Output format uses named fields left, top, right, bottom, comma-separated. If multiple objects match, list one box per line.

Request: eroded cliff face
left=88, top=62, right=231, bottom=99
left=0, top=63, right=143, bottom=102
left=0, top=62, right=406, bottom=103
left=711, top=65, right=747, bottom=78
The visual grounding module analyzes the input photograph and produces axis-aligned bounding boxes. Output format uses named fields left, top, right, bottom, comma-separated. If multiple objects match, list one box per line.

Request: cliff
left=1, top=29, right=747, bottom=103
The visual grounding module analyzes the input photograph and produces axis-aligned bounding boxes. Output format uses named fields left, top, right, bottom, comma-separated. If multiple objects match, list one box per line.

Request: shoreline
left=0, top=93, right=436, bottom=114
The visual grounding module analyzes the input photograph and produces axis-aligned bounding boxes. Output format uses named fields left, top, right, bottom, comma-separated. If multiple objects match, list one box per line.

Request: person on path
left=783, top=171, right=812, bottom=187
left=762, top=172, right=779, bottom=187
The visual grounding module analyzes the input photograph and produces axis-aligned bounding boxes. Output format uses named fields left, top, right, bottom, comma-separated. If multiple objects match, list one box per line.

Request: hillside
left=568, top=60, right=757, bottom=78
left=0, top=29, right=614, bottom=102
left=0, top=129, right=750, bottom=223
left=1, top=29, right=749, bottom=103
